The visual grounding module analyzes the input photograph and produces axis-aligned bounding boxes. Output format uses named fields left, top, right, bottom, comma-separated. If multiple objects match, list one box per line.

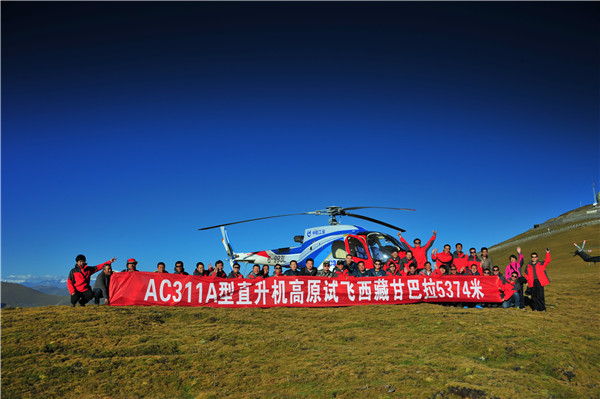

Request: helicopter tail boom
left=221, top=226, right=235, bottom=267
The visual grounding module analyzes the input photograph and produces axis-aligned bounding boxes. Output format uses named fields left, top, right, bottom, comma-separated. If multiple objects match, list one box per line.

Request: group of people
left=67, top=231, right=551, bottom=311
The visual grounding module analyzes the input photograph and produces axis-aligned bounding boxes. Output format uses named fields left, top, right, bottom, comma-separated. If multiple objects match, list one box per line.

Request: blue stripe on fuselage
left=271, top=226, right=366, bottom=255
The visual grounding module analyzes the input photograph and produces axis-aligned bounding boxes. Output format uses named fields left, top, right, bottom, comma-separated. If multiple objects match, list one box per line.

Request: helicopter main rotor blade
left=342, top=206, right=416, bottom=212
left=198, top=212, right=318, bottom=231
left=343, top=212, right=406, bottom=232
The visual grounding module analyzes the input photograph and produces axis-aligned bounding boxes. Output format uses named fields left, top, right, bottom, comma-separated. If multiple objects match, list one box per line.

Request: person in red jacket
left=211, top=260, right=228, bottom=278
left=386, top=263, right=401, bottom=276
left=432, top=245, right=453, bottom=271
left=453, top=243, right=469, bottom=274
left=397, top=231, right=436, bottom=269
left=227, top=263, right=244, bottom=278
left=68, top=254, right=116, bottom=307
left=523, top=249, right=551, bottom=311
left=433, top=265, right=448, bottom=277
left=500, top=272, right=522, bottom=309
left=272, top=264, right=284, bottom=277
left=467, top=248, right=482, bottom=275
left=385, top=249, right=402, bottom=271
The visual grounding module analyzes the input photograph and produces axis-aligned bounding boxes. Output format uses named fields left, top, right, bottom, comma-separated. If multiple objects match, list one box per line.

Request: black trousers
left=531, top=280, right=546, bottom=311
left=93, top=288, right=105, bottom=305
left=71, top=289, right=94, bottom=306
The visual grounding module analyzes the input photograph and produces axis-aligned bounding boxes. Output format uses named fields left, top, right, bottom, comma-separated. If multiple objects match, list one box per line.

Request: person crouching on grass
left=501, top=272, right=523, bottom=309
left=68, top=254, right=116, bottom=307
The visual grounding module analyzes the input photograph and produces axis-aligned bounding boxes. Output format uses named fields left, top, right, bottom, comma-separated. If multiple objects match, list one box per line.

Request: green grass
left=2, top=225, right=599, bottom=398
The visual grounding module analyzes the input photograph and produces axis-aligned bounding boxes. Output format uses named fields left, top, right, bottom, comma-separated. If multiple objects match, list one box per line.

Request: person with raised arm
left=68, top=254, right=116, bottom=307
left=504, top=247, right=524, bottom=308
left=397, top=231, right=436, bottom=269
left=523, top=248, right=551, bottom=311
left=93, top=263, right=113, bottom=305
left=211, top=260, right=228, bottom=278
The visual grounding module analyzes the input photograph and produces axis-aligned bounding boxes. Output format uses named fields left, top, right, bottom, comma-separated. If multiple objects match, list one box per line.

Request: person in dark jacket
left=492, top=266, right=506, bottom=283
left=369, top=260, right=387, bottom=277
left=211, top=260, right=228, bottom=278
left=301, top=258, right=318, bottom=276
left=463, top=264, right=480, bottom=276
left=194, top=262, right=209, bottom=276
left=352, top=261, right=370, bottom=278
left=272, top=264, right=284, bottom=277
left=247, top=264, right=262, bottom=279
left=261, top=265, right=270, bottom=278
left=284, top=260, right=301, bottom=276
left=399, top=251, right=418, bottom=273
left=480, top=247, right=493, bottom=272
left=174, top=260, right=189, bottom=275
left=333, top=261, right=348, bottom=278
left=68, top=254, right=116, bottom=307
left=402, top=263, right=419, bottom=276
left=344, top=254, right=358, bottom=275
left=385, top=250, right=402, bottom=271
left=419, top=262, right=435, bottom=276
left=93, top=263, right=113, bottom=305
left=228, top=263, right=244, bottom=278
left=155, top=262, right=168, bottom=273
left=316, top=262, right=334, bottom=277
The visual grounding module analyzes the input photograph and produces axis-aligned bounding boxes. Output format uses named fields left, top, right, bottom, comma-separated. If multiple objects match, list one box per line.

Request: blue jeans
left=502, top=292, right=521, bottom=308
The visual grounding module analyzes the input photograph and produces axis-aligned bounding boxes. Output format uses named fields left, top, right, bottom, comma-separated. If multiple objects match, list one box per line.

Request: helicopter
left=573, top=240, right=600, bottom=264
left=198, top=206, right=415, bottom=270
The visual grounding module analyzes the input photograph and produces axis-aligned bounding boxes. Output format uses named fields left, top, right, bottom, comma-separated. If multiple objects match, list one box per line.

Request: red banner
left=109, top=272, right=502, bottom=307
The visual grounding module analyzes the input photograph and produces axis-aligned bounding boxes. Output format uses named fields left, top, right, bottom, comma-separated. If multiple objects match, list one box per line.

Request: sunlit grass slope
left=2, top=225, right=599, bottom=399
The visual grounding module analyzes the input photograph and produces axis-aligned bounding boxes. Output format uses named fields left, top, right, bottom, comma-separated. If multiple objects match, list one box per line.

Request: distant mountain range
left=1, top=282, right=71, bottom=308
left=0, top=274, right=97, bottom=307
left=2, top=274, right=68, bottom=288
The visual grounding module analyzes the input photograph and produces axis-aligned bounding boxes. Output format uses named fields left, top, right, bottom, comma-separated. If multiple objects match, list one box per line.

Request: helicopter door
left=345, top=235, right=373, bottom=269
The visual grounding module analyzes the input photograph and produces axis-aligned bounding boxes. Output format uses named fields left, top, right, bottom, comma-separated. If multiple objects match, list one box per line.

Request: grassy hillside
left=2, top=224, right=598, bottom=399
left=1, top=282, right=70, bottom=308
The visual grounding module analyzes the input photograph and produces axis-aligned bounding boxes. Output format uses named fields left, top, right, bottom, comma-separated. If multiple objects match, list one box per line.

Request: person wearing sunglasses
left=316, top=262, right=334, bottom=277
left=397, top=230, right=437, bottom=269
left=272, top=264, right=284, bottom=277
left=523, top=248, right=551, bottom=311
left=368, top=260, right=387, bottom=277
left=228, top=263, right=244, bottom=279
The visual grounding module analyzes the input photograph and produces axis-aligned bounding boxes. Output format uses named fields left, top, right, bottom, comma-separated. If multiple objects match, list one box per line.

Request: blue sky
left=2, top=2, right=598, bottom=278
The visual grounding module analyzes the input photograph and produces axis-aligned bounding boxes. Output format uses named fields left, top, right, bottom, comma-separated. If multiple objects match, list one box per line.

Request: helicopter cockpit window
left=367, top=233, right=402, bottom=263
left=347, top=236, right=367, bottom=259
